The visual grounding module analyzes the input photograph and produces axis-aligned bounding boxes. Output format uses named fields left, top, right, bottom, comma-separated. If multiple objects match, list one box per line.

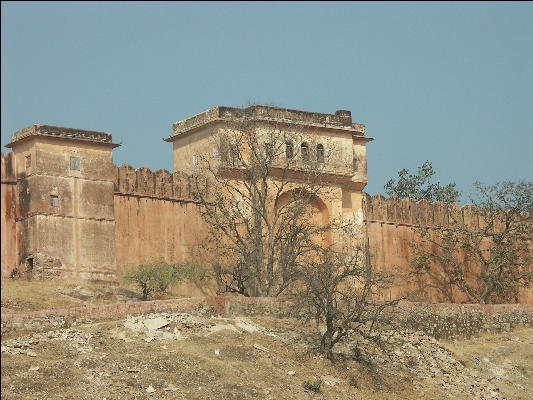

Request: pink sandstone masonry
left=2, top=153, right=532, bottom=302
left=1, top=149, right=206, bottom=281
left=1, top=153, right=19, bottom=276
left=363, top=193, right=482, bottom=229
left=112, top=164, right=206, bottom=275
left=363, top=194, right=533, bottom=303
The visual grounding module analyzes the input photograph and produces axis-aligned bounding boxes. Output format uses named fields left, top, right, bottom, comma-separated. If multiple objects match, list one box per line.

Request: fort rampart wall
left=1, top=153, right=20, bottom=276
left=111, top=164, right=205, bottom=275
left=2, top=152, right=531, bottom=303
left=363, top=194, right=533, bottom=303
left=1, top=153, right=207, bottom=280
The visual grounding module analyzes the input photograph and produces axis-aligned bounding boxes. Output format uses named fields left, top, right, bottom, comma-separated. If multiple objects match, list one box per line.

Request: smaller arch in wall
left=301, top=142, right=310, bottom=163
left=276, top=189, right=331, bottom=245
left=316, top=144, right=325, bottom=165
left=285, top=141, right=294, bottom=160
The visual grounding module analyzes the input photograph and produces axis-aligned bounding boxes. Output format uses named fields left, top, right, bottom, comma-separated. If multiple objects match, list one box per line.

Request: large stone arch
left=276, top=189, right=331, bottom=246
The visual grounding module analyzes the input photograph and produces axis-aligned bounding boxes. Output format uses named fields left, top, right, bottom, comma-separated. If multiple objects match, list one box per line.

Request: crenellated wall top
left=114, top=163, right=204, bottom=202
left=7, top=124, right=120, bottom=148
left=363, top=193, right=482, bottom=228
left=167, top=105, right=368, bottom=140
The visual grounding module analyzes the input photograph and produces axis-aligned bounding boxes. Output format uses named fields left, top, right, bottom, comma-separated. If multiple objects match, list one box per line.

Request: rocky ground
left=2, top=309, right=532, bottom=399
left=1, top=278, right=142, bottom=312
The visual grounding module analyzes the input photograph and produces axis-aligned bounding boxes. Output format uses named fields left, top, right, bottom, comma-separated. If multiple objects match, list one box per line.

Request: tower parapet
left=8, top=124, right=118, bottom=147
left=168, top=105, right=368, bottom=138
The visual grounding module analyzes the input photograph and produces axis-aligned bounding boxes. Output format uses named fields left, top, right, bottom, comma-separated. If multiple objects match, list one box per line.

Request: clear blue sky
left=2, top=2, right=532, bottom=199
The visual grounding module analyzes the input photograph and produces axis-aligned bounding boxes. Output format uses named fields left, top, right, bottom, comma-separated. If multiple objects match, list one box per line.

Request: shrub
left=172, top=261, right=211, bottom=282
left=124, top=261, right=211, bottom=300
left=303, top=379, right=322, bottom=393
left=124, top=262, right=178, bottom=300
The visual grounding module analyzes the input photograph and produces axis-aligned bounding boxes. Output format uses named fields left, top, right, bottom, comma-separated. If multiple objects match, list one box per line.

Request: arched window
left=219, top=138, right=229, bottom=162
left=353, top=153, right=358, bottom=172
left=265, top=141, right=274, bottom=159
left=301, top=142, right=309, bottom=162
left=316, top=144, right=325, bottom=164
left=286, top=141, right=294, bottom=159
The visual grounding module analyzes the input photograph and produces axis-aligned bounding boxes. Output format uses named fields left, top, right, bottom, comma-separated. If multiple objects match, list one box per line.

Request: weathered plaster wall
left=1, top=153, right=21, bottom=276
left=363, top=194, right=533, bottom=303
left=112, top=165, right=205, bottom=270
left=112, top=164, right=215, bottom=296
left=2, top=135, right=119, bottom=280
left=172, top=121, right=364, bottom=179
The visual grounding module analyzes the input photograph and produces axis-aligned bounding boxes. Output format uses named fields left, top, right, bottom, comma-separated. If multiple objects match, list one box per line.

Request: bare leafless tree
left=295, top=223, right=400, bottom=360
left=411, top=181, right=532, bottom=303
left=190, top=107, right=339, bottom=297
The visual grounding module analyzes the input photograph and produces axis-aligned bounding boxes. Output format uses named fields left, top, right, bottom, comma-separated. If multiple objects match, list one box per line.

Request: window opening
left=70, top=156, right=80, bottom=171
left=301, top=142, right=309, bottom=162
left=317, top=144, right=325, bottom=164
left=286, top=141, right=294, bottom=159
left=50, top=195, right=59, bottom=207
left=265, top=141, right=274, bottom=159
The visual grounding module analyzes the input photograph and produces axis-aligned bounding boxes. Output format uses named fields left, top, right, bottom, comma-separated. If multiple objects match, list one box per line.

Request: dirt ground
left=1, top=279, right=532, bottom=399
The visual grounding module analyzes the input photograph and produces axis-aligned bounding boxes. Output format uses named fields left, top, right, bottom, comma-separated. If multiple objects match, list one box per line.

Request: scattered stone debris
left=322, top=374, right=341, bottom=387
left=253, top=343, right=270, bottom=352
left=146, top=384, right=155, bottom=394
left=164, top=383, right=178, bottom=392
left=2, top=308, right=531, bottom=399
left=1, top=328, right=93, bottom=355
left=143, top=316, right=169, bottom=331
left=337, top=329, right=508, bottom=400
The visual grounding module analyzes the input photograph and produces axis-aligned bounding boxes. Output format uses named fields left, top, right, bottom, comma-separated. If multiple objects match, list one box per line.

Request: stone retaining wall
left=2, top=296, right=532, bottom=340
left=395, top=302, right=533, bottom=339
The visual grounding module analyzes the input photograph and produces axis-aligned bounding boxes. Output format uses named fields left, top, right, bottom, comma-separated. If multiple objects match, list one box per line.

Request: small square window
left=70, top=156, right=80, bottom=171
left=25, top=155, right=32, bottom=169
left=50, top=195, right=59, bottom=207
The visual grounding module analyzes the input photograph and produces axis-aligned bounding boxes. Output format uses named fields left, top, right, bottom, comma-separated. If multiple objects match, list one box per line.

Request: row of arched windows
left=285, top=141, right=325, bottom=164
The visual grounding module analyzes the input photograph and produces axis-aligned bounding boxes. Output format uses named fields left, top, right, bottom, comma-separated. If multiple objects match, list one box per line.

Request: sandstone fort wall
left=2, top=155, right=531, bottom=303
left=1, top=153, right=20, bottom=276
left=363, top=194, right=533, bottom=303
left=111, top=164, right=205, bottom=271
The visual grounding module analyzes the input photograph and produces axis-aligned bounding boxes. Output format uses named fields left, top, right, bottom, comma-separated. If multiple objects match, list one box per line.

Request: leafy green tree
left=384, top=160, right=460, bottom=204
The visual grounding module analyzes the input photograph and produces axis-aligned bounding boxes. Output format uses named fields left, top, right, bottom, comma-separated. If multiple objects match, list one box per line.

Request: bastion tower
left=165, top=105, right=374, bottom=238
left=3, top=125, right=120, bottom=280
